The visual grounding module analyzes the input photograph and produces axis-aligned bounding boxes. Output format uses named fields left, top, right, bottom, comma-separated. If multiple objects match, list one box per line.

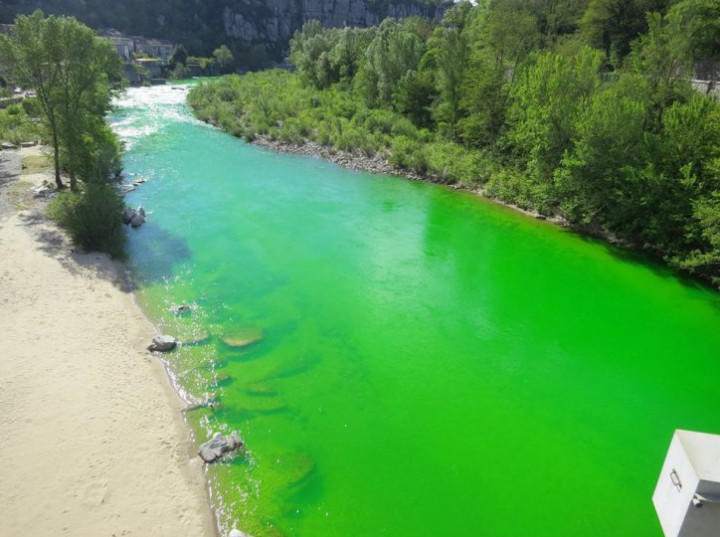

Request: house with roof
left=132, top=37, right=174, bottom=64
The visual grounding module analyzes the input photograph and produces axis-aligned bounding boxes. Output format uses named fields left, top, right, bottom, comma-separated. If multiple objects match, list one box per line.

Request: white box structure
left=653, top=430, right=720, bottom=537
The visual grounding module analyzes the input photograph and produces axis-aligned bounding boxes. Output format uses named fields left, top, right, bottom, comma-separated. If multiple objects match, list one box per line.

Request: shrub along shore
left=188, top=1, right=720, bottom=288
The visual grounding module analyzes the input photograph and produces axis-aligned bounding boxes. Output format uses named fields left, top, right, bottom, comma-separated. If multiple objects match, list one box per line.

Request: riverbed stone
left=147, top=334, right=177, bottom=352
left=180, top=329, right=211, bottom=346
left=219, top=326, right=263, bottom=348
left=198, top=430, right=244, bottom=463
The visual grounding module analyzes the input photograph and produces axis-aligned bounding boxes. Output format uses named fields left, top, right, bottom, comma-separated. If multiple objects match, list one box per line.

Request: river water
left=111, top=84, right=720, bottom=537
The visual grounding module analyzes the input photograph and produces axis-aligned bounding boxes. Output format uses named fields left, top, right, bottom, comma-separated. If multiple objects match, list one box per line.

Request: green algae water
left=111, top=85, right=720, bottom=537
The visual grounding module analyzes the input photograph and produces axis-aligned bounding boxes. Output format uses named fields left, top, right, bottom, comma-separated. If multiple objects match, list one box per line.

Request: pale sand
left=0, top=148, right=216, bottom=537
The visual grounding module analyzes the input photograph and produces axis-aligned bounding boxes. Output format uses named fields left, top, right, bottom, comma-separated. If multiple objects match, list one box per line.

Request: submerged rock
left=219, top=326, right=263, bottom=348
left=170, top=304, right=192, bottom=315
left=180, top=330, right=211, bottom=346
left=198, top=431, right=244, bottom=463
left=147, top=334, right=177, bottom=352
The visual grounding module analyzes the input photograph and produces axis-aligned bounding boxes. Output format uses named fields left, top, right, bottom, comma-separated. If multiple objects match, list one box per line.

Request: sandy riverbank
left=0, top=146, right=215, bottom=537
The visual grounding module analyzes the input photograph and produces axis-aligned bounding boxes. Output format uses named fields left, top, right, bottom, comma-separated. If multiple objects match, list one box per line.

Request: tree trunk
left=52, top=131, right=64, bottom=190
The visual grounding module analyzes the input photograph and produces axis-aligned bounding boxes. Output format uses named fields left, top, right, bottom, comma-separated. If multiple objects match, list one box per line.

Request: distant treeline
left=188, top=0, right=720, bottom=286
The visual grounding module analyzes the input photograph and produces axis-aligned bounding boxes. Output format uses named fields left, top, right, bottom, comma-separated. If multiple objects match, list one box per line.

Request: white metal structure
left=653, top=430, right=720, bottom=537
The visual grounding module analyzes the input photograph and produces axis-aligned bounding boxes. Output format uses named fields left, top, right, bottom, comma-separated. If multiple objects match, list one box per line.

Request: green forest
left=188, top=0, right=720, bottom=286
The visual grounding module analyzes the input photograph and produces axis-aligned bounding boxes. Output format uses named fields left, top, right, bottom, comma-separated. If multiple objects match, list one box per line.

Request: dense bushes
left=0, top=103, right=41, bottom=145
left=47, top=182, right=127, bottom=259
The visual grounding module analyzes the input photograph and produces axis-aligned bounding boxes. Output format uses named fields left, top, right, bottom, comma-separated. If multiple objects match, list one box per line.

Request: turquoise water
left=112, top=85, right=720, bottom=537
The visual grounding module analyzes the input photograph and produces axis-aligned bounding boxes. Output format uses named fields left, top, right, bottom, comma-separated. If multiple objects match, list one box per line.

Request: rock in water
left=136, top=206, right=146, bottom=217
left=229, top=530, right=253, bottom=537
left=170, top=304, right=192, bottom=315
left=227, top=431, right=242, bottom=450
left=198, top=431, right=244, bottom=463
left=121, top=208, right=136, bottom=225
left=1, top=142, right=17, bottom=150
left=147, top=335, right=177, bottom=352
left=130, top=213, right=146, bottom=228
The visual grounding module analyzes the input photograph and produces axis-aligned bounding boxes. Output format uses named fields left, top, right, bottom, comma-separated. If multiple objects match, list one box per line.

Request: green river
left=111, top=85, right=720, bottom=537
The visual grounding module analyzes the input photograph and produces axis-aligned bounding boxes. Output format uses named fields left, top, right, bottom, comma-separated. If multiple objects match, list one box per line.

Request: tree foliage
left=213, top=45, right=235, bottom=73
left=0, top=10, right=123, bottom=189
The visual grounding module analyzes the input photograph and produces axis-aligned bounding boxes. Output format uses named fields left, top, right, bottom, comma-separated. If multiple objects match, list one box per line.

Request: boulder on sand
left=198, top=431, right=244, bottom=463
left=147, top=334, right=177, bottom=352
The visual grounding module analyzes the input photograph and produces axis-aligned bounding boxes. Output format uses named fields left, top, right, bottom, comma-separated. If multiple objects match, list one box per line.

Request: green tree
left=355, top=18, right=426, bottom=108
left=0, top=10, right=122, bottom=189
left=213, top=45, right=235, bottom=73
left=624, top=12, right=693, bottom=127
left=170, top=44, right=188, bottom=67
left=507, top=46, right=604, bottom=183
left=580, top=0, right=671, bottom=65
left=458, top=0, right=541, bottom=147
left=666, top=0, right=720, bottom=93
left=425, top=1, right=473, bottom=139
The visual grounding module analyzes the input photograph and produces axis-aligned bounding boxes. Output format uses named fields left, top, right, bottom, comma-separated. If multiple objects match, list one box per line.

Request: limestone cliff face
left=222, top=0, right=450, bottom=46
left=0, top=0, right=450, bottom=57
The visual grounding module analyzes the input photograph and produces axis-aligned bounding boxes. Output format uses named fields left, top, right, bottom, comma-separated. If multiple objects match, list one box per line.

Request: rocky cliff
left=0, top=0, right=451, bottom=60
left=222, top=0, right=450, bottom=46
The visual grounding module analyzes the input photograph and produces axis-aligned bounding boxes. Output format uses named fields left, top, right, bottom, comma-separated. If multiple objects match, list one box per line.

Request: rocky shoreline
left=251, top=135, right=567, bottom=226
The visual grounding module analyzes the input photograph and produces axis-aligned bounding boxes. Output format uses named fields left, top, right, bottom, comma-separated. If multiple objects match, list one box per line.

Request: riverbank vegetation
left=189, top=0, right=720, bottom=286
left=0, top=103, right=41, bottom=146
left=0, top=11, right=127, bottom=257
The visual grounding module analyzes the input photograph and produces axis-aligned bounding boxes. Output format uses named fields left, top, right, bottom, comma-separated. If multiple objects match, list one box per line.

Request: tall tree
left=0, top=10, right=122, bottom=189
left=355, top=18, right=426, bottom=108
left=213, top=44, right=234, bottom=73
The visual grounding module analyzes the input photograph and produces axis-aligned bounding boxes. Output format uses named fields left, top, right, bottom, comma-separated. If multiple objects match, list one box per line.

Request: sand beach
left=0, top=146, right=215, bottom=537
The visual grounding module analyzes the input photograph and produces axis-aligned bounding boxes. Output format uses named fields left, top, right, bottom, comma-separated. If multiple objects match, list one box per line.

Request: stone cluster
left=121, top=206, right=147, bottom=228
